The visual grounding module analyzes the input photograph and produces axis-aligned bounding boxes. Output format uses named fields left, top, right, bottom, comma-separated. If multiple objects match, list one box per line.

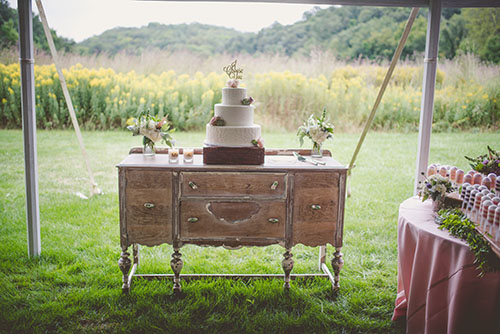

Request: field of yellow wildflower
left=0, top=58, right=498, bottom=131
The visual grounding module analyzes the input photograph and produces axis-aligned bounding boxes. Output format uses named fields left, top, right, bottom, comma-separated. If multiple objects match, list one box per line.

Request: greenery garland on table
left=435, top=208, right=500, bottom=276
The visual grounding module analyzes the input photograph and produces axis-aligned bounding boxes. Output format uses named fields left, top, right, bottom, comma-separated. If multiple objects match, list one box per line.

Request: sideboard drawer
left=293, top=172, right=339, bottom=246
left=179, top=200, right=286, bottom=239
left=126, top=169, right=171, bottom=189
left=125, top=170, right=172, bottom=245
left=180, top=172, right=287, bottom=198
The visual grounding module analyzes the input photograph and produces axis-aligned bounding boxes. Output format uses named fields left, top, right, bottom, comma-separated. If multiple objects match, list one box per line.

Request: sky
left=8, top=0, right=330, bottom=43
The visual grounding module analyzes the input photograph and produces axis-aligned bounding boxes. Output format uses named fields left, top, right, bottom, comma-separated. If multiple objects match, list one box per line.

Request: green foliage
left=464, top=145, right=500, bottom=175
left=0, top=0, right=17, bottom=49
left=0, top=0, right=75, bottom=53
left=435, top=209, right=500, bottom=276
left=460, top=9, right=500, bottom=63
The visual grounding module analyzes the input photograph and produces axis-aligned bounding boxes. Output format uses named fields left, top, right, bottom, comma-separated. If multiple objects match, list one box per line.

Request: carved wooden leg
left=331, top=247, right=344, bottom=291
left=118, top=247, right=131, bottom=293
left=282, top=248, right=294, bottom=289
left=170, top=248, right=183, bottom=293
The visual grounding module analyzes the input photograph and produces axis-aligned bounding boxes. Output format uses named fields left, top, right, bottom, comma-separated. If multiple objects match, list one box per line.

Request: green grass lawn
left=0, top=129, right=498, bottom=334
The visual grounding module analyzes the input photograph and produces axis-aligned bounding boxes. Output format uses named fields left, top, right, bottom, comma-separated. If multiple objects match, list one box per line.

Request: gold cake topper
left=223, top=60, right=243, bottom=80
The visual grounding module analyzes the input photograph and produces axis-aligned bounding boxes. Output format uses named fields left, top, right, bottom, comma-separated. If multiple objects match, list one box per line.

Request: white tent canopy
left=18, top=0, right=500, bottom=256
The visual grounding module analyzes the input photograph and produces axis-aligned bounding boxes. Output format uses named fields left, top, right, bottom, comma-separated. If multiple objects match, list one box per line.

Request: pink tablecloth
left=392, top=197, right=500, bottom=334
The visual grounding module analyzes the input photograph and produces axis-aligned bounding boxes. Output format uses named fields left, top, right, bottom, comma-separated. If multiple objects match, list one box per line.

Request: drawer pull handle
left=270, top=181, right=279, bottom=190
left=268, top=218, right=279, bottom=224
left=311, top=204, right=321, bottom=210
left=187, top=217, right=199, bottom=223
left=188, top=181, right=198, bottom=190
left=144, top=202, right=155, bottom=209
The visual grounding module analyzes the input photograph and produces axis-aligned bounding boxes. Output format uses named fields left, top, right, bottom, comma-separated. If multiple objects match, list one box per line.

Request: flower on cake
left=251, top=137, right=264, bottom=148
left=227, top=79, right=239, bottom=88
left=209, top=116, right=226, bottom=126
left=297, top=108, right=334, bottom=152
left=127, top=109, right=174, bottom=152
left=241, top=97, right=254, bottom=105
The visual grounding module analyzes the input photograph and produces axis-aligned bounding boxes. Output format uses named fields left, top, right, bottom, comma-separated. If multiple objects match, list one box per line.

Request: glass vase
left=143, top=136, right=155, bottom=156
left=311, top=142, right=322, bottom=158
left=432, top=199, right=445, bottom=212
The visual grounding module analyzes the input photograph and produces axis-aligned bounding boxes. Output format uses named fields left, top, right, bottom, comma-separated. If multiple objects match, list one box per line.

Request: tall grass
left=0, top=50, right=499, bottom=132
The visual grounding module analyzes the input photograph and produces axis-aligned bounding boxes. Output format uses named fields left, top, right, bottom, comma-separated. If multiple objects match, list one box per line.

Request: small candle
left=496, top=178, right=500, bottom=194
left=478, top=185, right=489, bottom=192
left=481, top=200, right=493, bottom=229
left=467, top=170, right=475, bottom=176
left=464, top=174, right=473, bottom=185
left=183, top=148, right=194, bottom=163
left=492, top=197, right=500, bottom=206
left=439, top=167, right=448, bottom=177
left=488, top=173, right=496, bottom=190
left=463, top=186, right=473, bottom=211
left=449, top=167, right=457, bottom=182
left=169, top=148, right=179, bottom=163
left=456, top=169, right=464, bottom=185
left=481, top=189, right=491, bottom=196
left=469, top=190, right=479, bottom=217
left=427, top=165, right=437, bottom=176
left=494, top=207, right=500, bottom=242
left=473, top=192, right=484, bottom=223
left=473, top=173, right=482, bottom=185
left=487, top=205, right=498, bottom=234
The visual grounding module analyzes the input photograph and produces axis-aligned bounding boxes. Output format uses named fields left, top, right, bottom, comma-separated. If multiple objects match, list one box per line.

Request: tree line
left=1, top=0, right=499, bottom=63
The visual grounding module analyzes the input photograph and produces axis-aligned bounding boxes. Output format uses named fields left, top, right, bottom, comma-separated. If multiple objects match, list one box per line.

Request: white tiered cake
left=205, top=85, right=261, bottom=147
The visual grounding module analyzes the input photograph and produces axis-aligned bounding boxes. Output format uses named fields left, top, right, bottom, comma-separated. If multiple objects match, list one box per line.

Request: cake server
left=293, top=152, right=326, bottom=165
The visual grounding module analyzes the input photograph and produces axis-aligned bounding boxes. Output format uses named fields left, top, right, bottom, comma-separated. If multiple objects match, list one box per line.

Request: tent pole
left=414, top=0, right=442, bottom=195
left=18, top=0, right=41, bottom=257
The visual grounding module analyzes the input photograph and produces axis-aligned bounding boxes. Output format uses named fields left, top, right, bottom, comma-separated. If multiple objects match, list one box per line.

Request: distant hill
left=1, top=0, right=499, bottom=63
left=75, top=6, right=486, bottom=61
left=77, top=22, right=247, bottom=56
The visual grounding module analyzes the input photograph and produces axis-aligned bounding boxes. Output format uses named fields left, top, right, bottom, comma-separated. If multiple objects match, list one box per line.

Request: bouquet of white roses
left=126, top=110, right=174, bottom=152
left=297, top=108, right=334, bottom=150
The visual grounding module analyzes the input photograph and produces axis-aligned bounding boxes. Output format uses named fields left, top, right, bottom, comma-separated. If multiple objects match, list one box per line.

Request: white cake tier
left=205, top=124, right=261, bottom=147
left=214, top=104, right=254, bottom=126
left=222, top=87, right=246, bottom=105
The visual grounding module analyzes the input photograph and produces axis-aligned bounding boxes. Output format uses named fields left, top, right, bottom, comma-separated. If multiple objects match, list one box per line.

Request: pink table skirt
left=392, top=197, right=500, bottom=334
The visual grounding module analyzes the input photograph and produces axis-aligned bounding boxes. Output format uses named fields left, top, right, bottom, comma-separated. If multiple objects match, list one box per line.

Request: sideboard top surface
left=117, top=153, right=348, bottom=172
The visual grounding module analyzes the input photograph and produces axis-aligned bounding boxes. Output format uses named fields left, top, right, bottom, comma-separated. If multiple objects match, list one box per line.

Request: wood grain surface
left=179, top=200, right=286, bottom=239
left=292, top=172, right=339, bottom=246
left=180, top=172, right=286, bottom=198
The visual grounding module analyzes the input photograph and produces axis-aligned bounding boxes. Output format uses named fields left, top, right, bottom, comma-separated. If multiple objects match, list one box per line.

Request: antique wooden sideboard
left=117, top=149, right=347, bottom=293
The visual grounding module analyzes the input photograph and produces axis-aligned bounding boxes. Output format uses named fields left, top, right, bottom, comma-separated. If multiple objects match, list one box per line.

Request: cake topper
left=223, top=60, right=243, bottom=80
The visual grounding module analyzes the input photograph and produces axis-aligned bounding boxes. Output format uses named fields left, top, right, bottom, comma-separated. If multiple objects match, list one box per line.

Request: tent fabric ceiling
left=149, top=0, right=500, bottom=8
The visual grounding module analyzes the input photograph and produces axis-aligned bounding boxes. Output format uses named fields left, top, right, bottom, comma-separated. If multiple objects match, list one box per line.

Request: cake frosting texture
left=205, top=86, right=261, bottom=147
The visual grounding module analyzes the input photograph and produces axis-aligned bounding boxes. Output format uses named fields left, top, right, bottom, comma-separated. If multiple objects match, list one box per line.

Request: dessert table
left=392, top=197, right=500, bottom=334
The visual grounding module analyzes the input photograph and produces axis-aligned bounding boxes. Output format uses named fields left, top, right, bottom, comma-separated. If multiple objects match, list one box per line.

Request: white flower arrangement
left=419, top=173, right=455, bottom=202
left=126, top=110, right=174, bottom=152
left=297, top=108, right=335, bottom=150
